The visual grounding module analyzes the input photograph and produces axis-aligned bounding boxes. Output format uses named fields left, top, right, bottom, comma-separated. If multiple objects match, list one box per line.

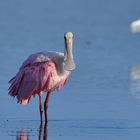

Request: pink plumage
left=8, top=32, right=76, bottom=122
left=9, top=57, right=70, bottom=104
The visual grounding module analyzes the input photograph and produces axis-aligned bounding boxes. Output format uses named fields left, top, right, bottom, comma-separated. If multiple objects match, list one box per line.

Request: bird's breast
left=49, top=71, right=70, bottom=91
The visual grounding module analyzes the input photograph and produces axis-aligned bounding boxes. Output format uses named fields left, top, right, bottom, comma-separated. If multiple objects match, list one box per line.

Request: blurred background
left=1, top=0, right=140, bottom=139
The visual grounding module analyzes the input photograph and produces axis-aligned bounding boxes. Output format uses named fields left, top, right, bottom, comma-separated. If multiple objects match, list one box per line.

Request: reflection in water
left=17, top=123, right=48, bottom=140
left=131, top=65, right=140, bottom=99
left=17, top=130, right=29, bottom=140
left=131, top=65, right=140, bottom=80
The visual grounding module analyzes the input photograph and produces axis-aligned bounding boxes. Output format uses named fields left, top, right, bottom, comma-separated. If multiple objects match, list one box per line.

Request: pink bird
left=8, top=32, right=76, bottom=122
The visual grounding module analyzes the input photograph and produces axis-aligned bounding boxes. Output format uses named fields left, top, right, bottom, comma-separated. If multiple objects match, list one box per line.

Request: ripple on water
left=1, top=118, right=140, bottom=139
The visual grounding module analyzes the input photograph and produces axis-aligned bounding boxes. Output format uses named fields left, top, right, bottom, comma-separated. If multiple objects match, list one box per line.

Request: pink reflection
left=17, top=123, right=48, bottom=140
left=17, top=130, right=29, bottom=140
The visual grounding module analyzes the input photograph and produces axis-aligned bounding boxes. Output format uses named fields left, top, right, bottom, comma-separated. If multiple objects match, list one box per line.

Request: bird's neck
left=63, top=40, right=76, bottom=71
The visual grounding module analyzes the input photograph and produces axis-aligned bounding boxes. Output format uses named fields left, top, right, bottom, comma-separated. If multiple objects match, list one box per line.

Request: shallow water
left=1, top=119, right=140, bottom=140
left=1, top=0, right=140, bottom=139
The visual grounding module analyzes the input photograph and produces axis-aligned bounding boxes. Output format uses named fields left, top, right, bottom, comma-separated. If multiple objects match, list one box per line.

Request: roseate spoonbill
left=131, top=19, right=140, bottom=32
left=8, top=32, right=76, bottom=122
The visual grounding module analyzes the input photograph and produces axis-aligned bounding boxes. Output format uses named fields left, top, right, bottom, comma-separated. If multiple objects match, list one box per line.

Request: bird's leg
left=44, top=92, right=51, bottom=123
left=38, top=121, right=43, bottom=140
left=43, top=121, right=48, bottom=140
left=39, top=93, right=43, bottom=123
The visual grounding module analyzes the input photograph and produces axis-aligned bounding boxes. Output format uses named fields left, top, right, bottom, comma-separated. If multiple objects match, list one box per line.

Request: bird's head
left=64, top=32, right=74, bottom=47
left=65, top=32, right=73, bottom=40
left=64, top=32, right=73, bottom=45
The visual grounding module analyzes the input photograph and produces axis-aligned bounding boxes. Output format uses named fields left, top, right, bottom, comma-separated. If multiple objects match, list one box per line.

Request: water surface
left=1, top=0, right=140, bottom=139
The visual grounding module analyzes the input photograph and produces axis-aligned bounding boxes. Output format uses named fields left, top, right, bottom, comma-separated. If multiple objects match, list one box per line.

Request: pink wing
left=9, top=61, right=57, bottom=104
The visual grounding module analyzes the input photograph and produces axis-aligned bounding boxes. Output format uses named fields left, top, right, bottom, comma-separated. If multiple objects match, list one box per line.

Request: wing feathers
left=8, top=61, right=56, bottom=104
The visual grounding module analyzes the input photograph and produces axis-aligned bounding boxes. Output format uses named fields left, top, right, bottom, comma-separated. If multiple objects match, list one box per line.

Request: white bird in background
left=131, top=19, right=140, bottom=33
left=130, top=19, right=140, bottom=80
left=130, top=20, right=140, bottom=100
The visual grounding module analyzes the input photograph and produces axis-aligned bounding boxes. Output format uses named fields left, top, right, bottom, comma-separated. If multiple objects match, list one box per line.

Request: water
left=1, top=0, right=140, bottom=139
